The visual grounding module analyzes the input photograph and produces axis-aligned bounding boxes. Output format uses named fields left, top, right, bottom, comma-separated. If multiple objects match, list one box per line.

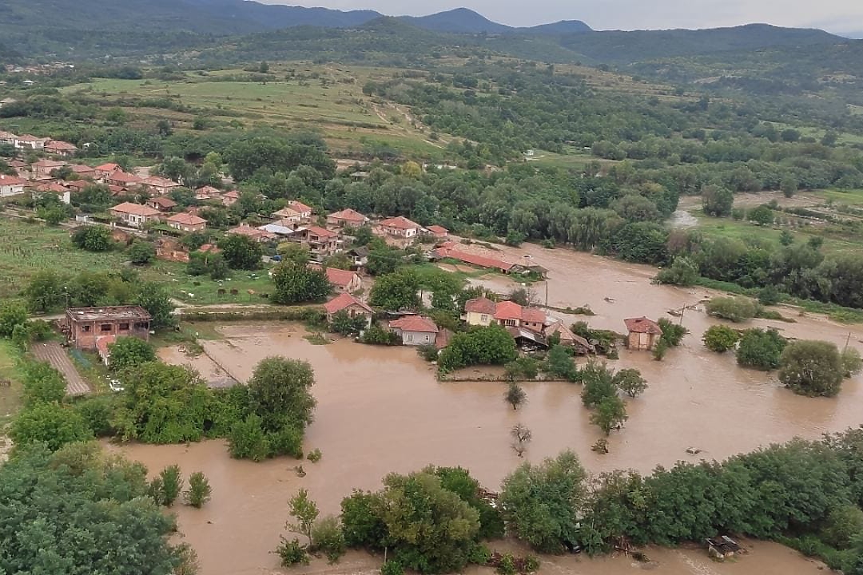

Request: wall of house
left=70, top=321, right=150, bottom=350
left=627, top=332, right=656, bottom=351
left=465, top=311, right=493, bottom=326
left=396, top=329, right=435, bottom=346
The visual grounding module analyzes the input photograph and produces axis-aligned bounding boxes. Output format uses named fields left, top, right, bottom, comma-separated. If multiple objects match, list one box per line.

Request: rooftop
left=288, top=200, right=313, bottom=213
left=389, top=315, right=439, bottom=333
left=379, top=215, right=421, bottom=230
left=305, top=225, right=338, bottom=239
left=465, top=297, right=497, bottom=315
left=427, top=225, right=449, bottom=234
left=111, top=202, right=161, bottom=217
left=167, top=212, right=207, bottom=225
left=624, top=317, right=663, bottom=335
left=66, top=306, right=152, bottom=322
left=324, top=293, right=372, bottom=315
left=328, top=208, right=368, bottom=223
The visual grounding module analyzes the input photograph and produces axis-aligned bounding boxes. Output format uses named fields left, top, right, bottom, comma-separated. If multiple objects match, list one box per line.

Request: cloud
left=256, top=0, right=863, bottom=33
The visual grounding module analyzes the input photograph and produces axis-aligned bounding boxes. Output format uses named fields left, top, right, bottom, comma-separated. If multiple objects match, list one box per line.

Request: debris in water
left=686, top=447, right=702, bottom=455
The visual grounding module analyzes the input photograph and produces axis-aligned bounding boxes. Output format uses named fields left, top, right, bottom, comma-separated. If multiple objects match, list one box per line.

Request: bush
left=129, top=241, right=155, bottom=265
left=657, top=318, right=687, bottom=346
left=276, top=537, right=309, bottom=567
left=311, top=516, right=346, bottom=563
left=330, top=310, right=368, bottom=336
left=22, top=361, right=66, bottom=406
left=703, top=325, right=739, bottom=353
left=228, top=414, right=270, bottom=461
left=613, top=368, right=647, bottom=398
left=108, top=337, right=156, bottom=371
left=822, top=505, right=863, bottom=549
left=184, top=471, right=212, bottom=508
left=841, top=347, right=862, bottom=378
left=737, top=328, right=787, bottom=370
left=655, top=256, right=699, bottom=286
left=380, top=561, right=404, bottom=575
left=438, top=325, right=517, bottom=374
left=545, top=345, right=578, bottom=381
left=417, top=344, right=439, bottom=362
left=779, top=340, right=844, bottom=397
left=359, top=324, right=401, bottom=346
left=758, top=286, right=781, bottom=306
left=71, top=226, right=113, bottom=252
left=307, top=448, right=322, bottom=463
left=581, top=362, right=616, bottom=408
left=0, top=300, right=28, bottom=337
left=10, top=402, right=93, bottom=451
left=158, top=464, right=183, bottom=507
left=706, top=297, right=759, bottom=323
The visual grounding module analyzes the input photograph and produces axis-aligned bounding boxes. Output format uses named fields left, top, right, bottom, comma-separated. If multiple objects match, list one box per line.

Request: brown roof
left=323, top=267, right=358, bottom=287
left=69, top=164, right=95, bottom=174
left=306, top=225, right=338, bottom=239
left=389, top=315, right=438, bottom=333
left=32, top=159, right=67, bottom=168
left=110, top=202, right=161, bottom=217
left=427, top=225, right=448, bottom=234
left=324, top=293, right=372, bottom=315
left=465, top=297, right=497, bottom=315
left=223, top=190, right=240, bottom=199
left=227, top=224, right=275, bottom=241
left=167, top=213, right=207, bottom=226
left=108, top=170, right=141, bottom=184
left=95, top=163, right=120, bottom=172
left=624, top=317, right=663, bottom=335
left=379, top=216, right=421, bottom=230
left=36, top=182, right=69, bottom=194
left=196, top=185, right=221, bottom=197
left=494, top=300, right=524, bottom=321
left=328, top=208, right=368, bottom=224
left=143, top=176, right=179, bottom=188
left=521, top=307, right=547, bottom=324
left=45, top=140, right=78, bottom=151
left=431, top=244, right=514, bottom=272
left=0, top=174, right=28, bottom=186
left=288, top=200, right=313, bottom=213
left=198, top=244, right=221, bottom=254
left=150, top=197, right=177, bottom=208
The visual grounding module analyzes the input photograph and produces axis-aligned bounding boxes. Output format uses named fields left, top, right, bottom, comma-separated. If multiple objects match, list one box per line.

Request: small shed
left=706, top=536, right=743, bottom=560
left=624, top=317, right=662, bottom=351
left=506, top=326, right=548, bottom=351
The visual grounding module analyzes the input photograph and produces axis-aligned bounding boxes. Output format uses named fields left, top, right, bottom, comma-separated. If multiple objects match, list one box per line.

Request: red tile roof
left=521, top=307, right=547, bottom=324
left=324, top=267, right=358, bottom=288
left=0, top=174, right=28, bottom=186
left=108, top=170, right=141, bottom=184
left=328, top=208, right=368, bottom=224
left=432, top=245, right=514, bottom=273
left=493, top=300, right=523, bottom=321
left=379, top=216, right=421, bottom=230
left=306, top=225, right=338, bottom=239
left=143, top=176, right=179, bottom=189
left=465, top=297, right=497, bottom=315
left=69, top=164, right=95, bottom=174
left=427, top=225, right=448, bottom=234
left=198, top=244, right=221, bottom=254
left=324, top=293, right=372, bottom=315
left=36, top=182, right=69, bottom=194
left=223, top=190, right=240, bottom=198
left=150, top=197, right=177, bottom=208
left=389, top=315, right=439, bottom=333
left=110, top=202, right=161, bottom=217
left=624, top=317, right=662, bottom=335
left=95, top=163, right=120, bottom=172
left=167, top=213, right=206, bottom=226
left=45, top=140, right=78, bottom=151
left=288, top=200, right=312, bottom=213
left=196, top=185, right=221, bottom=197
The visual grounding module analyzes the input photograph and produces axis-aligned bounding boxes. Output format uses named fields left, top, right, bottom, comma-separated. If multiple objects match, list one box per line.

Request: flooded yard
left=126, top=242, right=863, bottom=574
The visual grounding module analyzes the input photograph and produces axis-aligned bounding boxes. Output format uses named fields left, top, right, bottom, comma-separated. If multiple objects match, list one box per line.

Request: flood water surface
left=123, top=243, right=863, bottom=574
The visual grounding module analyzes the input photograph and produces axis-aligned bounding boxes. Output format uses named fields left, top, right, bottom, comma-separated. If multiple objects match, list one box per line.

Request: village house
left=65, top=180, right=90, bottom=194
left=624, top=317, right=663, bottom=351
left=94, top=163, right=120, bottom=181
left=544, top=321, right=594, bottom=355
left=45, top=140, right=78, bottom=157
left=426, top=225, right=449, bottom=239
left=0, top=174, right=28, bottom=197
left=222, top=190, right=240, bottom=206
left=324, top=293, right=373, bottom=326
left=195, top=186, right=221, bottom=201
left=64, top=306, right=151, bottom=350
left=430, top=242, right=514, bottom=274
left=295, top=225, right=340, bottom=262
left=35, top=182, right=71, bottom=204
left=147, top=196, right=178, bottom=213
left=0, top=131, right=15, bottom=146
left=68, top=164, right=96, bottom=179
left=15, top=134, right=49, bottom=150
left=31, top=159, right=67, bottom=179
left=167, top=212, right=207, bottom=233
left=377, top=216, right=421, bottom=239
left=388, top=315, right=439, bottom=346
left=273, top=200, right=313, bottom=224
left=326, top=208, right=369, bottom=230
left=110, top=202, right=162, bottom=228
left=311, top=265, right=362, bottom=294
left=227, top=223, right=276, bottom=243
left=142, top=176, right=181, bottom=196
left=106, top=170, right=142, bottom=188
left=463, top=297, right=546, bottom=333
left=347, top=246, right=370, bottom=270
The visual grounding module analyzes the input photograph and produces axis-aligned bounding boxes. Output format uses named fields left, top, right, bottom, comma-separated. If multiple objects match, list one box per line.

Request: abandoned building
left=624, top=316, right=663, bottom=351
left=64, top=306, right=152, bottom=350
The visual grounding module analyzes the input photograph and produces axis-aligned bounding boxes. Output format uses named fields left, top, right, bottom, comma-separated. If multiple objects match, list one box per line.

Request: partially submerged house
left=624, top=317, right=663, bottom=351
left=544, top=320, right=594, bottom=355
left=64, top=306, right=151, bottom=350
left=706, top=536, right=743, bottom=561
left=430, top=242, right=515, bottom=274
left=463, top=297, right=546, bottom=333
left=388, top=315, right=439, bottom=347
left=507, top=326, right=548, bottom=351
left=324, top=293, right=373, bottom=326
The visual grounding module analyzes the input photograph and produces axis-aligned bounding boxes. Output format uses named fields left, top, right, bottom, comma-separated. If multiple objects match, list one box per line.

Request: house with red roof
left=69, top=164, right=96, bottom=179
left=0, top=174, right=28, bottom=197
left=296, top=225, right=340, bottom=261
left=35, top=182, right=71, bottom=205
left=142, top=176, right=181, bottom=196
left=167, top=212, right=207, bottom=233
left=15, top=134, right=49, bottom=150
left=195, top=186, right=221, bottom=201
left=95, top=163, right=120, bottom=180
left=326, top=208, right=369, bottom=230
left=388, top=315, right=439, bottom=346
left=463, top=297, right=546, bottom=333
left=147, top=196, right=178, bottom=213
left=426, top=225, right=449, bottom=239
left=31, top=159, right=67, bottom=178
left=45, top=140, right=78, bottom=157
left=110, top=202, right=162, bottom=227
left=106, top=170, right=141, bottom=188
left=377, top=216, right=421, bottom=239
left=227, top=223, right=276, bottom=243
left=272, top=203, right=311, bottom=224
left=222, top=190, right=240, bottom=206
left=624, top=317, right=663, bottom=351
left=430, top=243, right=514, bottom=274
left=324, top=293, right=372, bottom=325
left=310, top=265, right=362, bottom=294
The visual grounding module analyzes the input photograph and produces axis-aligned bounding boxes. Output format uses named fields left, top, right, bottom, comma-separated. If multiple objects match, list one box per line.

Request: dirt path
left=31, top=341, right=90, bottom=396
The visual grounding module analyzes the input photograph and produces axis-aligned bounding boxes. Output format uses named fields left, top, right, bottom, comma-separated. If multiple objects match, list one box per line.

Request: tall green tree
left=779, top=340, right=844, bottom=397
left=247, top=357, right=317, bottom=434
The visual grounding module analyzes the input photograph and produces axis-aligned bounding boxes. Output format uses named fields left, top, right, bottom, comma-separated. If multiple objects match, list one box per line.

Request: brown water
left=122, top=243, right=863, bottom=574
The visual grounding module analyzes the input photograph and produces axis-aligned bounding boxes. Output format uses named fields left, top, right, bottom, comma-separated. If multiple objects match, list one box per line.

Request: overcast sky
left=258, top=0, right=863, bottom=35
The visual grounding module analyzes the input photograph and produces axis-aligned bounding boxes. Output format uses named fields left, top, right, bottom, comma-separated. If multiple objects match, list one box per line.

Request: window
left=82, top=325, right=91, bottom=333
left=406, top=333, right=413, bottom=342
left=424, top=335, right=431, bottom=342
left=505, top=319, right=517, bottom=327
left=480, top=314, right=489, bottom=322
left=119, top=323, right=130, bottom=331
left=101, top=324, right=113, bottom=332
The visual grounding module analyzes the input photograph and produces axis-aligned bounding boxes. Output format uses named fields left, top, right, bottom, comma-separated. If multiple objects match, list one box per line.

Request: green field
left=62, top=64, right=447, bottom=158
left=0, top=340, right=24, bottom=422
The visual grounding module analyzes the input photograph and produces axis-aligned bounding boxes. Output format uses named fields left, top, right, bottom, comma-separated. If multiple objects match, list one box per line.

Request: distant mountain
left=521, top=20, right=593, bottom=35
left=399, top=8, right=512, bottom=34
left=182, top=0, right=381, bottom=30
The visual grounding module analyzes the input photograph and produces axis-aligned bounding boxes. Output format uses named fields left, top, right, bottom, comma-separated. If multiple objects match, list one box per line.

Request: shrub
left=307, top=448, right=322, bottom=463
left=184, top=471, right=212, bottom=508
left=311, top=516, right=346, bottom=563
left=158, top=465, right=184, bottom=507
left=657, top=318, right=687, bottom=346
left=703, top=325, right=739, bottom=353
left=438, top=325, right=517, bottom=374
left=613, top=368, right=647, bottom=398
left=652, top=339, right=668, bottom=361
left=581, top=362, right=616, bottom=408
left=417, top=344, right=439, bottom=362
left=380, top=561, right=404, bottom=575
left=737, top=328, right=786, bottom=370
left=758, top=286, right=781, bottom=306
left=841, top=347, right=862, bottom=378
left=0, top=300, right=28, bottom=337
left=655, top=256, right=699, bottom=286
left=706, top=297, right=759, bottom=323
left=228, top=414, right=270, bottom=461
left=359, top=324, right=401, bottom=346
left=276, top=537, right=309, bottom=567
left=128, top=241, right=155, bottom=265
left=779, top=340, right=844, bottom=397
left=545, top=345, right=578, bottom=381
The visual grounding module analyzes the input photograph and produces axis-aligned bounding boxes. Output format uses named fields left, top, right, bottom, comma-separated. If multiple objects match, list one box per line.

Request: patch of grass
left=0, top=340, right=25, bottom=422
left=304, top=332, right=330, bottom=345
left=154, top=260, right=275, bottom=305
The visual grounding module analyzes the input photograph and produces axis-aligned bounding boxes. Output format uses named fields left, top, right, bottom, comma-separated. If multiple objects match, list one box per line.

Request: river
left=122, top=242, right=863, bottom=574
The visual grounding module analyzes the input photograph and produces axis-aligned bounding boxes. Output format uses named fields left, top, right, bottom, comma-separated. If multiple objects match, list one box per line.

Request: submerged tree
left=511, top=424, right=533, bottom=457
left=505, top=382, right=527, bottom=410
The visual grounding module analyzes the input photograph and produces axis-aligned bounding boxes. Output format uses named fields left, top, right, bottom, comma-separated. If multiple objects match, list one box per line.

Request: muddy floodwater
left=121, top=242, right=863, bottom=574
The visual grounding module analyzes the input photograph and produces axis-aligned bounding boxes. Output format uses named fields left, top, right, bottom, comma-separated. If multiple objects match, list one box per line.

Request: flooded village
left=130, top=238, right=862, bottom=575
